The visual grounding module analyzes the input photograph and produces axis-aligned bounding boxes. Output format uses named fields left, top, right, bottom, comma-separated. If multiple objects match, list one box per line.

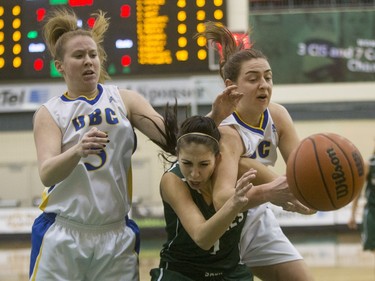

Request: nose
left=190, top=167, right=200, bottom=178
left=259, top=77, right=269, bottom=89
left=84, top=54, right=93, bottom=66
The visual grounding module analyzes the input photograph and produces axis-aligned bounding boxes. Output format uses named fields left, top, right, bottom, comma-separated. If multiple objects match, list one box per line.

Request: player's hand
left=268, top=176, right=316, bottom=215
left=209, top=85, right=243, bottom=126
left=233, top=168, right=257, bottom=206
left=280, top=199, right=317, bottom=215
left=77, top=127, right=109, bottom=157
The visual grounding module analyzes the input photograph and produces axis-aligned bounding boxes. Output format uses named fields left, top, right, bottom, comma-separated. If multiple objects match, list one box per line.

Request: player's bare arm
left=34, top=106, right=108, bottom=186
left=269, top=102, right=300, bottom=162
left=161, top=171, right=252, bottom=250
left=120, top=89, right=166, bottom=146
left=212, top=125, right=245, bottom=211
left=213, top=125, right=287, bottom=212
left=269, top=102, right=316, bottom=214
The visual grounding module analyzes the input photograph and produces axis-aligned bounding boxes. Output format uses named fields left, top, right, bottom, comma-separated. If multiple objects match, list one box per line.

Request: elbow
left=40, top=174, right=54, bottom=187
left=39, top=167, right=57, bottom=187
left=213, top=196, right=225, bottom=212
left=194, top=238, right=214, bottom=251
left=191, top=230, right=216, bottom=251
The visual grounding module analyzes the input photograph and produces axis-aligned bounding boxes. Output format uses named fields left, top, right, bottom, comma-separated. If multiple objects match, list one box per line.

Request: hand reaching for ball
left=267, top=175, right=316, bottom=215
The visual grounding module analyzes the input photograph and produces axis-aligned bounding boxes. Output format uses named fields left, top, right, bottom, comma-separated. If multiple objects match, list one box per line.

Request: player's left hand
left=268, top=177, right=317, bottom=215
left=280, top=200, right=317, bottom=215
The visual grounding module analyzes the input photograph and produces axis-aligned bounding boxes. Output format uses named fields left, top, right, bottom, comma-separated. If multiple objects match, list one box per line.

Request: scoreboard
left=0, top=0, right=226, bottom=81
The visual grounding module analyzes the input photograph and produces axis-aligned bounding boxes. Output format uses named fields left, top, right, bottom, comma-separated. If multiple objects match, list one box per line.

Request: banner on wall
left=249, top=10, right=375, bottom=84
left=0, top=208, right=41, bottom=234
left=0, top=76, right=224, bottom=113
left=0, top=201, right=363, bottom=233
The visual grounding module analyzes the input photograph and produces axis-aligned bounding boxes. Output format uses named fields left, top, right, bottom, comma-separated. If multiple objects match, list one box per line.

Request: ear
left=224, top=79, right=234, bottom=87
left=215, top=152, right=222, bottom=163
left=54, top=60, right=64, bottom=74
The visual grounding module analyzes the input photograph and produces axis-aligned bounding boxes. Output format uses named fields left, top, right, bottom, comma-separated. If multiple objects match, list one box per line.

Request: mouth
left=257, top=93, right=268, bottom=101
left=188, top=181, right=201, bottom=187
left=83, top=70, right=95, bottom=76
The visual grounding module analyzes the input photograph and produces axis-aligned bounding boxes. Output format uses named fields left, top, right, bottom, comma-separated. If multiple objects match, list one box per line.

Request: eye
left=265, top=76, right=273, bottom=81
left=180, top=161, right=192, bottom=166
left=247, top=75, right=258, bottom=82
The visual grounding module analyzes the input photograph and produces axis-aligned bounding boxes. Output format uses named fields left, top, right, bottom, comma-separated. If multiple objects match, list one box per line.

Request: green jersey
left=155, top=162, right=251, bottom=281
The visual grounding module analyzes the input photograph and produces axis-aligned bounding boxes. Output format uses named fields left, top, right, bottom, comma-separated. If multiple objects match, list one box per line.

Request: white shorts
left=30, top=214, right=139, bottom=281
left=240, top=204, right=302, bottom=267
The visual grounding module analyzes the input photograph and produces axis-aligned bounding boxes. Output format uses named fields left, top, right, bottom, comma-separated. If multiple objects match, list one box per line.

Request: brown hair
left=176, top=116, right=220, bottom=157
left=43, top=9, right=110, bottom=83
left=197, top=21, right=268, bottom=82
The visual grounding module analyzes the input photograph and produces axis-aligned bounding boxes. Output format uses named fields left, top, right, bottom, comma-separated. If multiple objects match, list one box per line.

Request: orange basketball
left=286, top=133, right=365, bottom=211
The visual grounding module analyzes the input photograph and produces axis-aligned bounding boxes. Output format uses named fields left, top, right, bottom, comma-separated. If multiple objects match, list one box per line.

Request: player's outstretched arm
left=238, top=157, right=315, bottom=215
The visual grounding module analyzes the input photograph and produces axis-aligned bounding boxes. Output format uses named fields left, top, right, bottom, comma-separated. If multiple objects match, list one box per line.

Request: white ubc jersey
left=222, top=110, right=304, bottom=267
left=38, top=84, right=135, bottom=225
left=221, top=109, right=279, bottom=166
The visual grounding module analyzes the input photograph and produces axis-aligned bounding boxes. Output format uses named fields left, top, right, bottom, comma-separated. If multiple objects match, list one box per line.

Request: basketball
left=286, top=133, right=366, bottom=211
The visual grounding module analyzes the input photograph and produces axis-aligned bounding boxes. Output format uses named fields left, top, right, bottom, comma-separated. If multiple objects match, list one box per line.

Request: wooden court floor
left=139, top=256, right=375, bottom=281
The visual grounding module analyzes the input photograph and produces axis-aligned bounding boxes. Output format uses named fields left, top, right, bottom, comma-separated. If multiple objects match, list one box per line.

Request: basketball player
left=28, top=10, right=240, bottom=281
left=348, top=144, right=375, bottom=253
left=144, top=109, right=289, bottom=281
left=28, top=9, right=163, bottom=281
left=198, top=22, right=316, bottom=281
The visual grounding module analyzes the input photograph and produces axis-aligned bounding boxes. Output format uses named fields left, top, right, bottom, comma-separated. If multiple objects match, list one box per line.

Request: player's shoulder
left=33, top=104, right=54, bottom=124
left=268, top=102, right=288, bottom=114
left=117, top=87, right=142, bottom=99
left=219, top=124, right=240, bottom=138
left=162, top=162, right=183, bottom=182
left=117, top=88, right=149, bottom=111
left=268, top=102, right=292, bottom=121
left=161, top=168, right=191, bottom=203
left=218, top=125, right=243, bottom=154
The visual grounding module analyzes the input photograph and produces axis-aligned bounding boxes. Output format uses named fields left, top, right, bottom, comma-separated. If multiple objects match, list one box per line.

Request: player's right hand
left=233, top=168, right=257, bottom=206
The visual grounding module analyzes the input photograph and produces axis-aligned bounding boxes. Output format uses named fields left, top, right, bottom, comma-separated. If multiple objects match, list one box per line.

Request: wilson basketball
left=286, top=133, right=365, bottom=211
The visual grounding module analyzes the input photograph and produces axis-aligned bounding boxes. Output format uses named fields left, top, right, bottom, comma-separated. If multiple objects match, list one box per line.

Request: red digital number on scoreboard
left=69, top=0, right=93, bottom=7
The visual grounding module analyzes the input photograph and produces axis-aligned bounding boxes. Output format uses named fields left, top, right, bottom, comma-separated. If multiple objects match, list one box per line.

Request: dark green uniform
left=150, top=162, right=253, bottom=281
left=363, top=155, right=375, bottom=251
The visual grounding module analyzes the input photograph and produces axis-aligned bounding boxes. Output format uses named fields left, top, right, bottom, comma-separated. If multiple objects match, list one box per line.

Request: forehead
left=239, top=58, right=271, bottom=75
left=64, top=35, right=97, bottom=52
left=178, top=143, right=216, bottom=160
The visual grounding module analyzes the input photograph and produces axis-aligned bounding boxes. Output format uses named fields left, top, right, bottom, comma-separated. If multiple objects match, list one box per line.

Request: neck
left=235, top=110, right=262, bottom=127
left=67, top=87, right=98, bottom=99
left=198, top=182, right=213, bottom=205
